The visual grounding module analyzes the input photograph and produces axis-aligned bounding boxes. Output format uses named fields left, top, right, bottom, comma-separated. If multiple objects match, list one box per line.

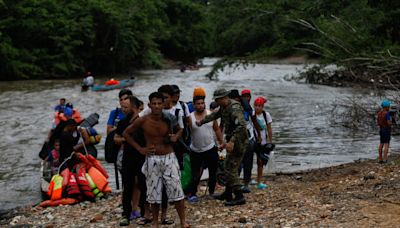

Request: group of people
left=44, top=98, right=100, bottom=171
left=105, top=85, right=273, bottom=227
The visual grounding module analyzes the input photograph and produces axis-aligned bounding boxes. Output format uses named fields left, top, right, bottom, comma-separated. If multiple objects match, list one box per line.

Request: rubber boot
left=225, top=189, right=246, bottom=206
left=213, top=187, right=232, bottom=201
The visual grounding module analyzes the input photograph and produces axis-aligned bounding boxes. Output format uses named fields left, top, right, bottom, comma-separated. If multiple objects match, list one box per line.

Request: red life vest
left=66, top=172, right=81, bottom=200
left=75, top=164, right=95, bottom=200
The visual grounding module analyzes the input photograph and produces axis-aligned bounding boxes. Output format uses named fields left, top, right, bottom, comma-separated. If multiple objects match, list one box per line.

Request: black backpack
left=104, top=108, right=121, bottom=163
left=175, top=101, right=191, bottom=145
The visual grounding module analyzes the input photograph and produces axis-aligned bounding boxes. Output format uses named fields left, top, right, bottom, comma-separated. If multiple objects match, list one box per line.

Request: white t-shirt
left=175, top=102, right=190, bottom=117
left=139, top=106, right=184, bottom=128
left=83, top=76, right=94, bottom=86
left=254, top=111, right=272, bottom=145
left=190, top=110, right=216, bottom=152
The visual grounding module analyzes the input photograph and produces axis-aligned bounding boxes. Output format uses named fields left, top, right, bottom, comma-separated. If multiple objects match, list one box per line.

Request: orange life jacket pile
left=40, top=153, right=111, bottom=207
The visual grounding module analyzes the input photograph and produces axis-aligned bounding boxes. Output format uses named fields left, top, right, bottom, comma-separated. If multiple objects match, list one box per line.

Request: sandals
left=119, top=217, right=129, bottom=226
left=129, top=211, right=141, bottom=220
left=161, top=218, right=174, bottom=225
left=136, top=217, right=152, bottom=225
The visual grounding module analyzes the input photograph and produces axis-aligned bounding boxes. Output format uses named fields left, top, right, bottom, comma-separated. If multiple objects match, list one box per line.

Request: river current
left=0, top=60, right=396, bottom=210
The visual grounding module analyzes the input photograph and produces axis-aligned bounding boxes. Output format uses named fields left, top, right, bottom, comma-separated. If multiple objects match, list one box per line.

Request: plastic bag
left=180, top=154, right=192, bottom=191
left=265, top=151, right=276, bottom=175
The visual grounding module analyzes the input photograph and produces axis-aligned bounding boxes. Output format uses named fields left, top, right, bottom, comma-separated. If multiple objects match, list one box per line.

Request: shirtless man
left=123, top=92, right=189, bottom=228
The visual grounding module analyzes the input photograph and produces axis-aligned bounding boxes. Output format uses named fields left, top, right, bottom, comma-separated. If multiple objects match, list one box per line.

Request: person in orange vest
left=66, top=103, right=82, bottom=124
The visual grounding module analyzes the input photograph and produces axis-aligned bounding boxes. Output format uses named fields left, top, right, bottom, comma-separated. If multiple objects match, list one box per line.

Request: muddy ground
left=2, top=154, right=400, bottom=227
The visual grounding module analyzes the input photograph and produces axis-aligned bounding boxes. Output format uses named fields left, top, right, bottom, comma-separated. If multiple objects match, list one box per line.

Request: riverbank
left=2, top=153, right=400, bottom=227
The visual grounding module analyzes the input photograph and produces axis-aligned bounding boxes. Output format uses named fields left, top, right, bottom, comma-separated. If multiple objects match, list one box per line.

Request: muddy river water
left=0, top=59, right=396, bottom=210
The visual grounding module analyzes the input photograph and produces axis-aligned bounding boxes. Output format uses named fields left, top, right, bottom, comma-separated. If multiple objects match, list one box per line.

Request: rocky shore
left=2, top=154, right=400, bottom=227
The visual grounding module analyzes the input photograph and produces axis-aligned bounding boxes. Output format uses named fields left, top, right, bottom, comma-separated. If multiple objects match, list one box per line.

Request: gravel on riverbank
left=2, top=154, right=400, bottom=227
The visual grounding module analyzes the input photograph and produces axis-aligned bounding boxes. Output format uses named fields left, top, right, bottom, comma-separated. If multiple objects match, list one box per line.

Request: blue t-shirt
left=54, top=105, right=66, bottom=112
left=107, top=108, right=126, bottom=127
left=385, top=111, right=391, bottom=121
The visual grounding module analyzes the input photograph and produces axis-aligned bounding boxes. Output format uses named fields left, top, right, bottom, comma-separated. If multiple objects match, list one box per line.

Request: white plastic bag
left=265, top=151, right=275, bottom=175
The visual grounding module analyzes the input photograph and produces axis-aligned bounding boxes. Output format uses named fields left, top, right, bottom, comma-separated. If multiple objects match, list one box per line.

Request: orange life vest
left=85, top=173, right=104, bottom=199
left=39, top=198, right=78, bottom=208
left=49, top=174, right=63, bottom=201
left=105, top=79, right=119, bottom=86
left=88, top=167, right=111, bottom=193
left=72, top=109, right=82, bottom=124
left=87, top=154, right=109, bottom=178
left=53, top=111, right=68, bottom=126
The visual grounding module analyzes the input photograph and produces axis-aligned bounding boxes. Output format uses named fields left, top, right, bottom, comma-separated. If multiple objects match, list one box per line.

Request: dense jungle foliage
left=1, top=0, right=399, bottom=80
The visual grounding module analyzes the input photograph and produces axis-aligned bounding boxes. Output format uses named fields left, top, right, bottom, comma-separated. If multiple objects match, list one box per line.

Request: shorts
left=141, top=153, right=184, bottom=204
left=380, top=128, right=391, bottom=144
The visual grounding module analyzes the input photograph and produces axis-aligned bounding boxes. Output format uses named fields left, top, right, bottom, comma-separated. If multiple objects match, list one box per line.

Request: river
left=0, top=59, right=396, bottom=211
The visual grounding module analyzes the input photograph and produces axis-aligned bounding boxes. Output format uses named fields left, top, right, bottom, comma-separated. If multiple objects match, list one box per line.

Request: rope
left=81, top=137, right=89, bottom=156
left=57, top=152, right=75, bottom=174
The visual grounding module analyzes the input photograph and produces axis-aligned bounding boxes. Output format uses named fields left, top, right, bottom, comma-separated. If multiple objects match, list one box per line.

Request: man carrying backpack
left=171, top=85, right=191, bottom=145
left=104, top=89, right=133, bottom=190
left=106, top=89, right=133, bottom=135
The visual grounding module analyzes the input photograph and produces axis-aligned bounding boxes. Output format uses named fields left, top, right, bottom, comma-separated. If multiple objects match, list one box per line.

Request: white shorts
left=141, top=153, right=184, bottom=204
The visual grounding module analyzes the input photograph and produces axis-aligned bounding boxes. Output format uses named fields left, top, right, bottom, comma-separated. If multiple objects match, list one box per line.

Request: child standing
left=377, top=100, right=392, bottom=163
left=253, top=96, right=272, bottom=189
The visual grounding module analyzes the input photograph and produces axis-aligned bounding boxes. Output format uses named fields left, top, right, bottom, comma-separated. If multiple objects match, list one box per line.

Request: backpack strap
left=179, top=101, right=187, bottom=117
left=113, top=107, right=120, bottom=125
left=262, top=110, right=268, bottom=124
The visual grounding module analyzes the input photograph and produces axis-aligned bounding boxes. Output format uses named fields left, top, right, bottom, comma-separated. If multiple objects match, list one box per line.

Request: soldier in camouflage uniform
left=196, top=88, right=248, bottom=206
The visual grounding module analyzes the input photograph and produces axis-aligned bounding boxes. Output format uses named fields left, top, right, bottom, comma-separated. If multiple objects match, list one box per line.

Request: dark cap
left=171, top=85, right=181, bottom=94
left=65, top=118, right=77, bottom=126
left=229, top=89, right=240, bottom=99
left=209, top=101, right=219, bottom=110
left=212, top=88, right=231, bottom=100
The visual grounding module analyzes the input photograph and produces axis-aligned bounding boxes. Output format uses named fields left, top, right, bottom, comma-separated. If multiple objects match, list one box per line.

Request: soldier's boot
left=213, top=187, right=232, bottom=201
left=225, top=189, right=246, bottom=206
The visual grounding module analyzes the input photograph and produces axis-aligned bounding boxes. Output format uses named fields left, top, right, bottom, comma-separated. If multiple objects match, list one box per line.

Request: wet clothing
left=141, top=153, right=184, bottom=204
left=201, top=99, right=248, bottom=191
left=115, top=113, right=146, bottom=218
